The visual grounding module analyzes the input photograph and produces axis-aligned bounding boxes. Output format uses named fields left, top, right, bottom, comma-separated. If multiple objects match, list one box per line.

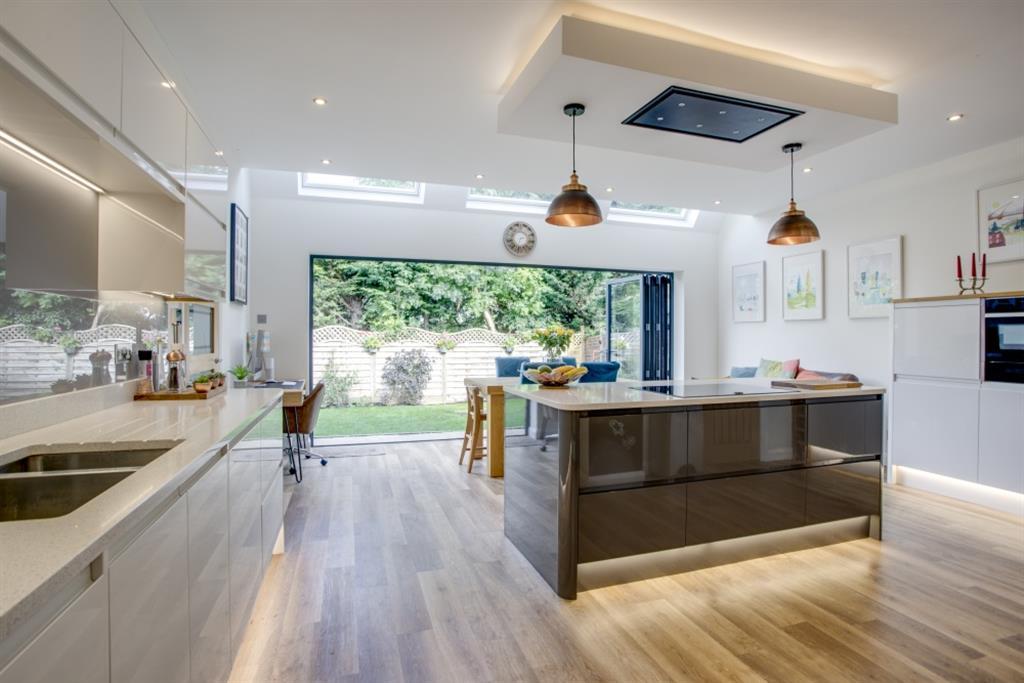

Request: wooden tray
left=135, top=383, right=227, bottom=400
left=771, top=379, right=862, bottom=390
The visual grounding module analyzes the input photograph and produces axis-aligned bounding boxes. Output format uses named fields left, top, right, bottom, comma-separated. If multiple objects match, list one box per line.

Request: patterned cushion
left=755, top=358, right=800, bottom=379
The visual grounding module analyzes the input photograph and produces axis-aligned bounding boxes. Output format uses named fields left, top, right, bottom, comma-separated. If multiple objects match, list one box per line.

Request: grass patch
left=316, top=397, right=527, bottom=437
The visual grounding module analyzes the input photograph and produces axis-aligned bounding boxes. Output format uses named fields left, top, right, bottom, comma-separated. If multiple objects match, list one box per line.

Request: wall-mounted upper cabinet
left=0, top=0, right=124, bottom=129
left=185, top=196, right=227, bottom=300
left=121, top=34, right=187, bottom=185
left=186, top=114, right=228, bottom=197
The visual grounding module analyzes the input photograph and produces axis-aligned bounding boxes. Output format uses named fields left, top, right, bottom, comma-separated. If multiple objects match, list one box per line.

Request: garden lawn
left=315, top=397, right=527, bottom=437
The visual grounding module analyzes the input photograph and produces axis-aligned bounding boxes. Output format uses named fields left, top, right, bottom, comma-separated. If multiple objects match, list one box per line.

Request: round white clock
left=503, top=221, right=536, bottom=256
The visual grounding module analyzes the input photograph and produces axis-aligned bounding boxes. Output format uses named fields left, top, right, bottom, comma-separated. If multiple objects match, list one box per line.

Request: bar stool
left=458, top=387, right=487, bottom=473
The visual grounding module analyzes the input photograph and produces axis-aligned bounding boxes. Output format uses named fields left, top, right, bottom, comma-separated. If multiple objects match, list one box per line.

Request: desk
left=463, top=376, right=520, bottom=478
left=252, top=380, right=306, bottom=480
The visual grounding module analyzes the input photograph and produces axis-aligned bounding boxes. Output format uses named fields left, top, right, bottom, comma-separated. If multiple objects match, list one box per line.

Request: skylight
left=607, top=200, right=699, bottom=228
left=465, top=187, right=556, bottom=214
left=298, top=173, right=424, bottom=203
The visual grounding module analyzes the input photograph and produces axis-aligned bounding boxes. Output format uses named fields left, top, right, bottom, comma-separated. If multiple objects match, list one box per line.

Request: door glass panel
left=607, top=277, right=642, bottom=380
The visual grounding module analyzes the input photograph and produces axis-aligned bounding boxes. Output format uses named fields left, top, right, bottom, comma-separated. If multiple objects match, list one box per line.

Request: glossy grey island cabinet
left=502, top=383, right=884, bottom=599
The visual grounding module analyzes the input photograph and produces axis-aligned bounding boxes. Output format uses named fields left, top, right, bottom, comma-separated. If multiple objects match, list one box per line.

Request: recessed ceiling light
left=160, top=80, right=176, bottom=89
left=732, top=130, right=740, bottom=135
left=321, top=159, right=331, bottom=165
left=713, top=200, right=721, bottom=205
left=656, top=116, right=664, bottom=121
left=605, top=187, right=614, bottom=193
left=695, top=124, right=703, bottom=128
left=677, top=102, right=686, bottom=107
left=313, top=96, right=327, bottom=106
left=803, top=167, right=813, bottom=173
left=718, top=110, right=727, bottom=115
left=214, top=150, right=224, bottom=157
left=947, top=113, right=964, bottom=122
left=475, top=173, right=485, bottom=180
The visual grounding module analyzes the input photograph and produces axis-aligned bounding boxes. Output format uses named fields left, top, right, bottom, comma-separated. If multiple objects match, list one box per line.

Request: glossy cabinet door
left=580, top=411, right=687, bottom=490
left=579, top=484, right=685, bottom=562
left=0, top=0, right=124, bottom=127
left=688, top=403, right=806, bottom=477
left=184, top=196, right=227, bottom=300
left=0, top=575, right=109, bottom=683
left=807, top=398, right=883, bottom=464
left=978, top=384, right=1024, bottom=493
left=891, top=378, right=980, bottom=481
left=228, top=440, right=263, bottom=658
left=806, top=461, right=881, bottom=524
left=261, top=460, right=285, bottom=569
left=110, top=495, right=190, bottom=683
left=121, top=33, right=186, bottom=182
left=686, top=470, right=806, bottom=545
left=187, top=456, right=231, bottom=683
left=894, top=301, right=981, bottom=380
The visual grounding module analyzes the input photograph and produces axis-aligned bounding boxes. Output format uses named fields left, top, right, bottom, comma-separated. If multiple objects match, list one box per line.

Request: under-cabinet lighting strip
left=0, top=127, right=106, bottom=194
left=107, top=196, right=184, bottom=242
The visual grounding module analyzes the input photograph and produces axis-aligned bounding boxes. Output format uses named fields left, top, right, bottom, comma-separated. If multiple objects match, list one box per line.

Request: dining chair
left=283, top=381, right=327, bottom=482
left=580, top=361, right=621, bottom=383
left=495, top=356, right=530, bottom=377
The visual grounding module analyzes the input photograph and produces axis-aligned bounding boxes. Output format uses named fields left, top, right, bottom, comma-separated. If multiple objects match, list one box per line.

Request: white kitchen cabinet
left=894, top=300, right=981, bottom=380
left=186, top=114, right=228, bottom=196
left=185, top=195, right=227, bottom=300
left=979, top=384, right=1024, bottom=493
left=187, top=456, right=232, bottom=683
left=0, top=0, right=124, bottom=127
left=891, top=378, right=980, bottom=481
left=121, top=32, right=187, bottom=182
left=0, top=575, right=109, bottom=683
left=228, top=441, right=264, bottom=658
left=110, top=495, right=190, bottom=683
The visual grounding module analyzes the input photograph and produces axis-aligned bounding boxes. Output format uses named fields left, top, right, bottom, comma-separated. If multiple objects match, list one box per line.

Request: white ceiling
left=140, top=0, right=1024, bottom=216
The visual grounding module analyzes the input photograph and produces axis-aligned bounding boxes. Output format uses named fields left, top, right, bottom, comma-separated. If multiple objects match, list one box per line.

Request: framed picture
left=229, top=203, right=249, bottom=304
left=979, top=178, right=1024, bottom=264
left=782, top=250, right=824, bottom=321
left=848, top=236, right=902, bottom=319
left=732, top=261, right=765, bottom=322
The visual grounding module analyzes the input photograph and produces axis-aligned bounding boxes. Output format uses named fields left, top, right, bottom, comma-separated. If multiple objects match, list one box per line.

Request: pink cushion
left=796, top=369, right=826, bottom=380
left=755, top=358, right=800, bottom=379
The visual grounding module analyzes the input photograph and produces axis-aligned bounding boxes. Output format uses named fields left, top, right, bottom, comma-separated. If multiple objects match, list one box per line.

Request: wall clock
left=503, top=221, right=536, bottom=256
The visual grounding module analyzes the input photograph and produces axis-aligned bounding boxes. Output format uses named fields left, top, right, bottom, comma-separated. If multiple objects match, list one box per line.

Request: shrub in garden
left=321, top=358, right=358, bottom=407
left=380, top=349, right=433, bottom=405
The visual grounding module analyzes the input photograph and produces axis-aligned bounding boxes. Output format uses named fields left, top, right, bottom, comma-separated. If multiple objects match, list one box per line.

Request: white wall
left=717, top=137, right=1024, bottom=386
left=247, top=170, right=721, bottom=382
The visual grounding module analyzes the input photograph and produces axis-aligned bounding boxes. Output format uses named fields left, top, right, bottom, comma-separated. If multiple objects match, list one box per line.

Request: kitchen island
left=503, top=380, right=884, bottom=599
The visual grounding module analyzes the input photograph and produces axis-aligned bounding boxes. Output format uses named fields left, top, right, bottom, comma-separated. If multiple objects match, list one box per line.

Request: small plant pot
left=194, top=382, right=212, bottom=394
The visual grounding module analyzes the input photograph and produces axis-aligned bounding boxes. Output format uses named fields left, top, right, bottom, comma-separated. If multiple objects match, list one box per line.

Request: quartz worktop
left=0, top=387, right=282, bottom=641
left=505, top=378, right=884, bottom=411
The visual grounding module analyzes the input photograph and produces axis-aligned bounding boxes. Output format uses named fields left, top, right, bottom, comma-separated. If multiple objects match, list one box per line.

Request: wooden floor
left=229, top=441, right=1024, bottom=682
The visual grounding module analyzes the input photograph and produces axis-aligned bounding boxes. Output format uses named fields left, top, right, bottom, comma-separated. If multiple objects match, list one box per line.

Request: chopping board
left=771, top=379, right=863, bottom=390
left=135, top=384, right=227, bottom=400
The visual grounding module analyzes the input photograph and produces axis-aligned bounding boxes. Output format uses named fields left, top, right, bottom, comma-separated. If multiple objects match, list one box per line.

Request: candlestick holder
left=956, top=276, right=987, bottom=295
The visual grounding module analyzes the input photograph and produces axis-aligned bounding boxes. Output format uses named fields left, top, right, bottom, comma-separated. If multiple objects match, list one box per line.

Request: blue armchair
left=580, top=361, right=620, bottom=383
left=495, top=356, right=530, bottom=378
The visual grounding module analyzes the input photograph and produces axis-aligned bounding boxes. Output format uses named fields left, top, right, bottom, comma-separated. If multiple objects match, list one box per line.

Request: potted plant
left=193, top=373, right=212, bottom=394
left=435, top=335, right=456, bottom=355
left=531, top=325, right=574, bottom=363
left=502, top=336, right=518, bottom=355
left=230, top=365, right=250, bottom=384
left=362, top=335, right=382, bottom=355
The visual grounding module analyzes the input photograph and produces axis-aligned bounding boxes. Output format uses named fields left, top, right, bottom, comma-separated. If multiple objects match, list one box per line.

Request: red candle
left=982, top=253, right=987, bottom=278
left=956, top=255, right=963, bottom=279
left=971, top=252, right=977, bottom=277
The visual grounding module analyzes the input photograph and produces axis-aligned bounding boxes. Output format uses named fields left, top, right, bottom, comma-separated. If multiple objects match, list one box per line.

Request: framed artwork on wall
left=848, top=236, right=902, bottom=319
left=732, top=261, right=765, bottom=322
left=229, top=203, right=249, bottom=304
left=979, top=178, right=1024, bottom=264
left=782, top=250, right=824, bottom=321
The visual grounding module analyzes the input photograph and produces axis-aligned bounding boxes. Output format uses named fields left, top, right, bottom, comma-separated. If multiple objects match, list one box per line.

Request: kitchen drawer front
left=688, top=403, right=806, bottom=477
left=891, top=379, right=979, bottom=481
left=228, top=454, right=262, bottom=657
left=807, top=398, right=883, bottom=464
left=580, top=411, right=687, bottom=490
left=261, top=460, right=285, bottom=569
left=686, top=470, right=806, bottom=546
left=978, top=385, right=1024, bottom=493
left=806, top=461, right=881, bottom=525
left=579, top=484, right=685, bottom=562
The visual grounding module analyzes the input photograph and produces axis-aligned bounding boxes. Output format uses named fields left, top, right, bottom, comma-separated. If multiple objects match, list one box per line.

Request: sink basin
left=0, top=446, right=173, bottom=474
left=0, top=470, right=135, bottom=522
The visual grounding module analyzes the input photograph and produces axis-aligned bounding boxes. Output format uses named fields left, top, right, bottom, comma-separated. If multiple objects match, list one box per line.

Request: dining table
left=462, top=376, right=521, bottom=477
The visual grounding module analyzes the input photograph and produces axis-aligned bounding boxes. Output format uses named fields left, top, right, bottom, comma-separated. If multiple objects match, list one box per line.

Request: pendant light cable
left=571, top=111, right=577, bottom=175
left=789, top=146, right=794, bottom=202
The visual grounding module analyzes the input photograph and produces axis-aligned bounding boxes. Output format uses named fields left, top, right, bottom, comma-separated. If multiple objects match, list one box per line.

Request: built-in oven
left=984, top=296, right=1024, bottom=384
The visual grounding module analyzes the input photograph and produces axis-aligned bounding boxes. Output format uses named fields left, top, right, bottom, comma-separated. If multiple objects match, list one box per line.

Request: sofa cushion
left=730, top=365, right=758, bottom=378
left=755, top=358, right=800, bottom=379
left=796, top=369, right=860, bottom=382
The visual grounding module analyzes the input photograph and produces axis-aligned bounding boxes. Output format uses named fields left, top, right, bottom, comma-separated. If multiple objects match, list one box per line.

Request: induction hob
left=629, top=382, right=797, bottom=399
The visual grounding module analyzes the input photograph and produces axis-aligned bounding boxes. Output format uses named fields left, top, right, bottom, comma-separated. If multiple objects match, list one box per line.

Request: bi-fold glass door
left=606, top=274, right=672, bottom=381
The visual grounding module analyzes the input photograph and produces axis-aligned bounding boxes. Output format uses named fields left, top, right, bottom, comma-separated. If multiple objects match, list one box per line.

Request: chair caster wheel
left=304, top=454, right=311, bottom=459
left=289, top=467, right=296, bottom=475
left=320, top=459, right=327, bottom=466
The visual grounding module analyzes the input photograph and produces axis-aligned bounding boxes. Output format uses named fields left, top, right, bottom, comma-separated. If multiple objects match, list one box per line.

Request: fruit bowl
left=523, top=364, right=588, bottom=387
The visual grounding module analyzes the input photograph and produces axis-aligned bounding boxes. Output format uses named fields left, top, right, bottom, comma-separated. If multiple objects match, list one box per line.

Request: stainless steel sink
left=0, top=470, right=135, bottom=522
left=0, top=447, right=171, bottom=474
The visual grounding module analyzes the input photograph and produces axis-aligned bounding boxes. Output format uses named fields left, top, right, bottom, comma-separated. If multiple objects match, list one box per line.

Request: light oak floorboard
left=230, top=441, right=1024, bottom=682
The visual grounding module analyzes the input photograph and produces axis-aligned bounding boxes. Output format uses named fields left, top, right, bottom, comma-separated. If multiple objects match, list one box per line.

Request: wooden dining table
left=463, top=376, right=521, bottom=478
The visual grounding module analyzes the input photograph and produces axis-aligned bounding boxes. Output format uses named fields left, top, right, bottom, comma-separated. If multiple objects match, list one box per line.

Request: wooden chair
left=283, top=381, right=327, bottom=482
left=459, top=387, right=487, bottom=473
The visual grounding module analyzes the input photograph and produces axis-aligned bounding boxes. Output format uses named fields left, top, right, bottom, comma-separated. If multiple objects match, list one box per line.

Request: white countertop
left=0, top=387, right=282, bottom=640
left=505, top=378, right=884, bottom=411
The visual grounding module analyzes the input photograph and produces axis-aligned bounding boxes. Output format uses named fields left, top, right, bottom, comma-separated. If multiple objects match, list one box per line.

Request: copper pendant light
left=767, top=142, right=820, bottom=245
left=546, top=103, right=603, bottom=227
